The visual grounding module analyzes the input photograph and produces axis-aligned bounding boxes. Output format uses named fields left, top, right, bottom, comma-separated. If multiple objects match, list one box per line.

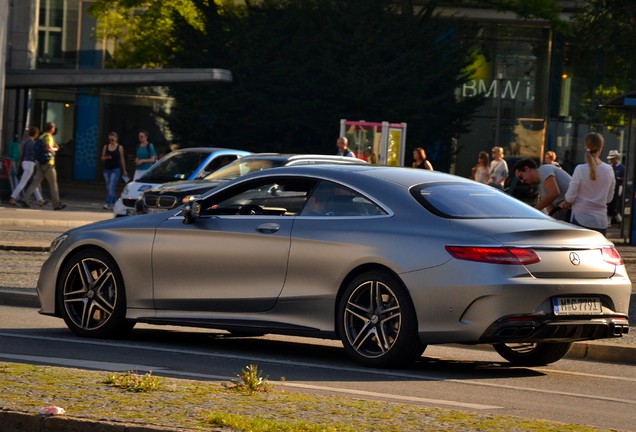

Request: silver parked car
left=138, top=153, right=368, bottom=214
left=37, top=165, right=631, bottom=368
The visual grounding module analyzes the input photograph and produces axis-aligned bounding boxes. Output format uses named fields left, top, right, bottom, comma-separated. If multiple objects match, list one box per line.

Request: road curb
left=0, top=409, right=188, bottom=432
left=566, top=341, right=636, bottom=364
left=0, top=218, right=98, bottom=230
left=0, top=288, right=39, bottom=308
left=0, top=244, right=49, bottom=252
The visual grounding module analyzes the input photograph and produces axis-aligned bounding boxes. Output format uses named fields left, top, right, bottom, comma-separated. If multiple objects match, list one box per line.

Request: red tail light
left=601, top=247, right=623, bottom=265
left=445, top=246, right=540, bottom=265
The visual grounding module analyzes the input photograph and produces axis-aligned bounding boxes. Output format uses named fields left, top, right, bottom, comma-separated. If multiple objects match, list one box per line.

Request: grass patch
left=0, top=361, right=615, bottom=432
left=223, top=364, right=272, bottom=394
left=104, top=370, right=162, bottom=392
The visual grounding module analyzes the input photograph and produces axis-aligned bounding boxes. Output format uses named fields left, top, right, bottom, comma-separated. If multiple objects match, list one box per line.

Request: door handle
left=256, top=223, right=280, bottom=233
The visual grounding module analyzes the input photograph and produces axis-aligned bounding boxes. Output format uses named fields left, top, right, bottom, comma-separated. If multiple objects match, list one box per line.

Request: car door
left=151, top=176, right=313, bottom=313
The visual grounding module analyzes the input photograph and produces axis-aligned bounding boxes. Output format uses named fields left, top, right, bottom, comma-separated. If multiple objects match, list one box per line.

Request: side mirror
left=182, top=198, right=202, bottom=225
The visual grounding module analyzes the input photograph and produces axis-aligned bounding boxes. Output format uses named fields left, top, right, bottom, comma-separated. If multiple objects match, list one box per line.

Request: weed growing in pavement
left=224, top=364, right=272, bottom=394
left=104, top=370, right=161, bottom=392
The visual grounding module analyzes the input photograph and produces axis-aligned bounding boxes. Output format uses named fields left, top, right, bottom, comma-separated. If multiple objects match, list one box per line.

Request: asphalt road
left=1, top=304, right=635, bottom=431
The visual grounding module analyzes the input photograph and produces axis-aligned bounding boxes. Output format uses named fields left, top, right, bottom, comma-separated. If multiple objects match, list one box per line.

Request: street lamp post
left=494, top=65, right=504, bottom=149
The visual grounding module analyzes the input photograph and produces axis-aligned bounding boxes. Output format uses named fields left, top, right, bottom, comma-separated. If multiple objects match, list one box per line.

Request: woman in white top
left=471, top=151, right=490, bottom=184
left=560, top=132, right=615, bottom=235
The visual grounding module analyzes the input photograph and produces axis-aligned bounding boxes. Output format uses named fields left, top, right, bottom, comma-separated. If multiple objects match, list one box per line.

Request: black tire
left=493, top=342, right=572, bottom=366
left=337, top=270, right=425, bottom=368
left=57, top=248, right=133, bottom=338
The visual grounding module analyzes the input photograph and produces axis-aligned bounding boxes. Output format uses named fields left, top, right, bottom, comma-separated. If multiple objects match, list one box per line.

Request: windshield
left=412, top=182, right=548, bottom=219
left=204, top=158, right=285, bottom=181
left=139, top=151, right=209, bottom=183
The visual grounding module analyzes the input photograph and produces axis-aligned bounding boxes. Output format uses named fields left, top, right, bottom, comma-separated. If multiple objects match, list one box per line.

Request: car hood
left=147, top=179, right=225, bottom=194
left=68, top=211, right=176, bottom=235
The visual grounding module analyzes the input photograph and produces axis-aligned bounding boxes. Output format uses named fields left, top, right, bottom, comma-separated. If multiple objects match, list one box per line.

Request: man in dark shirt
left=607, top=150, right=625, bottom=225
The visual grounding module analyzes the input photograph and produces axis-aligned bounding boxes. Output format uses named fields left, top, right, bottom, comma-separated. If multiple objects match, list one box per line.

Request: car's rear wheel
left=57, top=249, right=133, bottom=338
left=493, top=342, right=572, bottom=366
left=338, top=270, right=425, bottom=368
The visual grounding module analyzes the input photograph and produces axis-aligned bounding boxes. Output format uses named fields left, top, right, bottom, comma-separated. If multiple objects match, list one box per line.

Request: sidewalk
left=0, top=182, right=634, bottom=365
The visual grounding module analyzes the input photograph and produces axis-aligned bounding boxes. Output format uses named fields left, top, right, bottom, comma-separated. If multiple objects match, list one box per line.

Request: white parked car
left=113, top=147, right=250, bottom=216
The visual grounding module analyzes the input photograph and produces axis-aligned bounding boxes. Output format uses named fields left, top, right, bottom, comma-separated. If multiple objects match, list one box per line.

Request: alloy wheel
left=343, top=280, right=402, bottom=359
left=62, top=257, right=118, bottom=331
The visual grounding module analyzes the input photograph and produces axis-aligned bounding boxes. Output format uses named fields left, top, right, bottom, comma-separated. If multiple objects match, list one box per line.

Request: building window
left=37, top=0, right=79, bottom=67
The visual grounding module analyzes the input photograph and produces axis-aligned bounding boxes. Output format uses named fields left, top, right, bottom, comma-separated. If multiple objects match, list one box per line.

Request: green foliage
left=206, top=410, right=350, bottom=431
left=89, top=0, right=564, bottom=167
left=104, top=370, right=162, bottom=392
left=582, top=85, right=627, bottom=132
left=224, top=364, right=272, bottom=394
left=569, top=0, right=636, bottom=121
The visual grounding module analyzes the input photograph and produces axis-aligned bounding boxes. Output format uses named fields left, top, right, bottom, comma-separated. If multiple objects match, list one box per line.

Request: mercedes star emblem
left=569, top=252, right=581, bottom=266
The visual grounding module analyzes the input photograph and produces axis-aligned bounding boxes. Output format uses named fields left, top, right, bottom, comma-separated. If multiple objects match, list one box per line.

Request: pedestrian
left=101, top=131, right=128, bottom=210
left=606, top=149, right=625, bottom=226
left=560, top=132, right=615, bottom=236
left=18, top=122, right=66, bottom=210
left=412, top=147, right=433, bottom=170
left=544, top=150, right=560, bottom=167
left=488, top=146, right=508, bottom=189
left=514, top=158, right=571, bottom=218
left=133, top=130, right=157, bottom=180
left=9, top=126, right=47, bottom=207
left=336, top=137, right=356, bottom=158
left=471, top=151, right=490, bottom=184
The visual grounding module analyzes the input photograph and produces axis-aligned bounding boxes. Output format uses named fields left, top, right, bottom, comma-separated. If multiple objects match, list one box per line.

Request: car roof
left=238, top=153, right=368, bottom=165
left=238, top=164, right=469, bottom=188
left=169, top=147, right=251, bottom=155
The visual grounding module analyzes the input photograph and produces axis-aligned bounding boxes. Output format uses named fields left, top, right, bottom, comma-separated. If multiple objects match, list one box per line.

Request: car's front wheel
left=57, top=248, right=133, bottom=338
left=493, top=342, right=572, bottom=366
left=338, top=270, right=425, bottom=368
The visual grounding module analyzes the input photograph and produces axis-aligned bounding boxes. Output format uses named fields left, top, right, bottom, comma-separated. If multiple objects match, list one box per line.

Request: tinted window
left=412, top=182, right=547, bottom=219
left=204, top=177, right=315, bottom=216
left=195, top=155, right=238, bottom=178
left=301, top=181, right=386, bottom=217
left=141, top=151, right=207, bottom=182
left=204, top=159, right=283, bottom=181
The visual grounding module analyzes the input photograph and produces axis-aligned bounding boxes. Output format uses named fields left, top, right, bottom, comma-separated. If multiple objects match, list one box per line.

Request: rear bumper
left=479, top=314, right=630, bottom=343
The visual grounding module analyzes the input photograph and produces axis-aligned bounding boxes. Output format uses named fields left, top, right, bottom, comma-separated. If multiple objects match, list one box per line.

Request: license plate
left=553, top=297, right=602, bottom=315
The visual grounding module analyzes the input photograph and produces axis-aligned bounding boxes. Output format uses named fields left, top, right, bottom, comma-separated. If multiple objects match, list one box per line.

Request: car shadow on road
left=2, top=326, right=546, bottom=381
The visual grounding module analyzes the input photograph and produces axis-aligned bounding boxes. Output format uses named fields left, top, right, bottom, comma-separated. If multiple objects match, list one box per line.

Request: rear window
left=205, top=158, right=284, bottom=181
left=411, top=182, right=547, bottom=219
left=141, top=151, right=207, bottom=182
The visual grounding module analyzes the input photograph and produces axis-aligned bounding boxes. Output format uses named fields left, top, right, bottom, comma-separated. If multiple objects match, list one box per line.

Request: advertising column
left=74, top=1, right=102, bottom=180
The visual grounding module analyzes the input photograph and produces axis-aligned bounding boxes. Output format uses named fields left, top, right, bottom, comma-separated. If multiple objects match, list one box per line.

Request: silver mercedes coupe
left=37, top=165, right=631, bottom=368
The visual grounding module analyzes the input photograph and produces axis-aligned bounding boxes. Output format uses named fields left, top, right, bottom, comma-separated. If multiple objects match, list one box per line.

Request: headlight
left=122, top=184, right=130, bottom=195
left=50, top=234, right=68, bottom=254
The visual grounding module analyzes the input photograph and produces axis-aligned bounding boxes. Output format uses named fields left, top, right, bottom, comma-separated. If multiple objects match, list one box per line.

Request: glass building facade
left=4, top=1, right=629, bottom=186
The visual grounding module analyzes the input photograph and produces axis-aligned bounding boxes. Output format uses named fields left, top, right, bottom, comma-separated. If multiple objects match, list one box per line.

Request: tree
left=569, top=0, right=636, bottom=126
left=90, top=0, right=564, bottom=168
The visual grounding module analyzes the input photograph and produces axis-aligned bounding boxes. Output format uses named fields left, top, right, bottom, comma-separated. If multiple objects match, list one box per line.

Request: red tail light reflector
left=445, top=246, right=540, bottom=265
left=601, top=247, right=623, bottom=265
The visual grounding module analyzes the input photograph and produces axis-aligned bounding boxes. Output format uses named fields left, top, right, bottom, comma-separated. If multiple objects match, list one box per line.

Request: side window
left=200, top=155, right=238, bottom=178
left=301, top=181, right=386, bottom=217
left=204, top=177, right=315, bottom=216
